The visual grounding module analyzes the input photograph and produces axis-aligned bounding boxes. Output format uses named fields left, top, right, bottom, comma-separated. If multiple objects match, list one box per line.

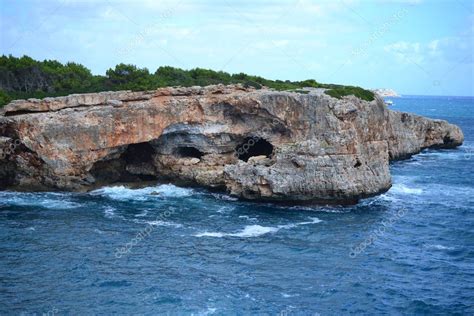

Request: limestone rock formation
left=0, top=85, right=463, bottom=203
left=372, top=88, right=400, bottom=98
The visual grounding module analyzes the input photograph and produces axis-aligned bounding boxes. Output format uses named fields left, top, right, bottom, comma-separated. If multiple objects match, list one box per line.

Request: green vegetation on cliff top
left=325, top=86, right=375, bottom=102
left=0, top=55, right=374, bottom=107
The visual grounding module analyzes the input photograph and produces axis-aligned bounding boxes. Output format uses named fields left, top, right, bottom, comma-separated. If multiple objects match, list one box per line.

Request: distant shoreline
left=371, top=88, right=400, bottom=98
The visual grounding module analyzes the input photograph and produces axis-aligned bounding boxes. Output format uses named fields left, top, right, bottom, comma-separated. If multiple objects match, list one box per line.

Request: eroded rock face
left=0, top=85, right=464, bottom=203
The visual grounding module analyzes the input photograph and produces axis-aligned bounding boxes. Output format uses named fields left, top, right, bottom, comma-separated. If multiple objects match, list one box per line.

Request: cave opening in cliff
left=122, top=142, right=156, bottom=165
left=235, top=137, right=274, bottom=162
left=176, top=146, right=204, bottom=159
left=120, top=142, right=157, bottom=181
left=90, top=142, right=158, bottom=184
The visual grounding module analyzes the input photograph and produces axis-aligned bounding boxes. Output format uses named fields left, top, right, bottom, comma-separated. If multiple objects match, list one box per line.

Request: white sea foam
left=38, top=199, right=82, bottom=209
left=390, top=183, right=423, bottom=195
left=135, top=210, right=148, bottom=217
left=0, top=192, right=81, bottom=209
left=238, top=215, right=258, bottom=221
left=90, top=183, right=193, bottom=201
left=281, top=293, right=299, bottom=298
left=416, top=147, right=472, bottom=161
left=375, top=193, right=399, bottom=202
left=153, top=184, right=194, bottom=197
left=231, top=225, right=279, bottom=237
left=425, top=244, right=455, bottom=251
left=193, top=307, right=217, bottom=316
left=133, top=219, right=183, bottom=228
left=146, top=220, right=183, bottom=228
left=195, top=225, right=278, bottom=238
left=104, top=206, right=116, bottom=218
left=210, top=193, right=238, bottom=201
left=195, top=231, right=226, bottom=238
left=278, top=217, right=322, bottom=229
left=243, top=293, right=257, bottom=301
left=216, top=206, right=235, bottom=214
left=379, top=180, right=473, bottom=207
left=195, top=217, right=322, bottom=238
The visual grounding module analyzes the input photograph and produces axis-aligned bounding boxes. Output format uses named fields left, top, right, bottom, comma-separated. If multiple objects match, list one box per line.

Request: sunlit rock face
left=0, top=85, right=463, bottom=204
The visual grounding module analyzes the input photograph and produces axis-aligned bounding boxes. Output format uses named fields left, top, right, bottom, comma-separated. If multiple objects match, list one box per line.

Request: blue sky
left=1, top=0, right=473, bottom=96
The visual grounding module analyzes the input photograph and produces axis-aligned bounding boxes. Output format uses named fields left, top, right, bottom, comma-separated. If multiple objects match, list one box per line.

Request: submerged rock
left=0, top=85, right=463, bottom=203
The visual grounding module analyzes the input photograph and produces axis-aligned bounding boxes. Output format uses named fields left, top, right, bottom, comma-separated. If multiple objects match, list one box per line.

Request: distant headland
left=371, top=88, right=400, bottom=98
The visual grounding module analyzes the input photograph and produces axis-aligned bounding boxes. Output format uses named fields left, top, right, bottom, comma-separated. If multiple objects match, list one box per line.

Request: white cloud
left=384, top=33, right=473, bottom=65
left=384, top=41, right=424, bottom=64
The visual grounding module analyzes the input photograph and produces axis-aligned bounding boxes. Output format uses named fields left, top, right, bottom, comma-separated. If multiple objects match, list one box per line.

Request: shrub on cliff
left=325, top=86, right=375, bottom=101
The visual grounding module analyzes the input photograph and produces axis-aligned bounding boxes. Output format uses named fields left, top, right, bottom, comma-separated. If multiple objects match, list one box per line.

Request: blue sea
left=1, top=96, right=473, bottom=315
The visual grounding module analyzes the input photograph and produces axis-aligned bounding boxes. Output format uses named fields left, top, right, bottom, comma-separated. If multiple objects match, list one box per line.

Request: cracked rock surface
left=0, top=85, right=464, bottom=203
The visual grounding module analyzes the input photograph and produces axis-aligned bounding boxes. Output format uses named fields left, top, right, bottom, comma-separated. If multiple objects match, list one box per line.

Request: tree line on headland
left=0, top=54, right=374, bottom=107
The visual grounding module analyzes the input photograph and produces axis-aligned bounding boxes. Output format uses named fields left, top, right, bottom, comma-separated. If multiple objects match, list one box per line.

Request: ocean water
left=1, top=96, right=473, bottom=315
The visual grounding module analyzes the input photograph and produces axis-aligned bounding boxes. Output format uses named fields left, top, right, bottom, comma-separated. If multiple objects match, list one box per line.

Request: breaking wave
left=0, top=192, right=81, bottom=209
left=195, top=217, right=322, bottom=238
left=132, top=219, right=183, bottom=228
left=90, top=183, right=194, bottom=201
left=390, top=183, right=423, bottom=195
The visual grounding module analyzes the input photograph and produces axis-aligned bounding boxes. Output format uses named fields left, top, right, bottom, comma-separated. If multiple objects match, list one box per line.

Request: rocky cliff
left=372, top=88, right=400, bottom=98
left=0, top=85, right=464, bottom=203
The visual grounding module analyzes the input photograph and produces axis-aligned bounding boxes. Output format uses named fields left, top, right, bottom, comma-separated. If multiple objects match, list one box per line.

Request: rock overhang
left=0, top=84, right=464, bottom=204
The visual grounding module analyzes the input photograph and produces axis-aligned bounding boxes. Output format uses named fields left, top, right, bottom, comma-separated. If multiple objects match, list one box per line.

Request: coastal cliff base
left=0, top=85, right=464, bottom=203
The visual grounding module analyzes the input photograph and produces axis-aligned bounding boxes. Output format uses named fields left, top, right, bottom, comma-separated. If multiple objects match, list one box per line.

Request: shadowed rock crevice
left=235, top=137, right=274, bottom=162
left=122, top=142, right=157, bottom=181
left=89, top=158, right=126, bottom=184
left=0, top=160, right=16, bottom=189
left=175, top=146, right=204, bottom=159
left=90, top=142, right=158, bottom=185
left=354, top=159, right=362, bottom=168
left=123, top=142, right=156, bottom=165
